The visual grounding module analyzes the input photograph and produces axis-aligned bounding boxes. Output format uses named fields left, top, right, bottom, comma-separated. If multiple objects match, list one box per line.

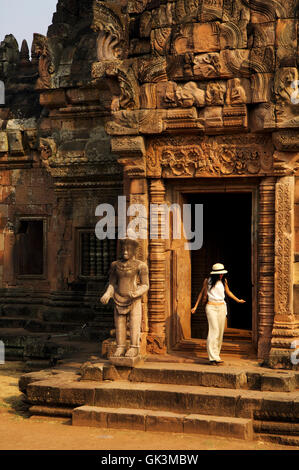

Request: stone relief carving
left=147, top=135, right=273, bottom=178
left=151, top=28, right=171, bottom=56
left=274, top=68, right=299, bottom=127
left=242, top=0, right=290, bottom=22
left=92, top=61, right=140, bottom=112
left=202, top=0, right=223, bottom=21
left=226, top=78, right=247, bottom=105
left=39, top=137, right=57, bottom=169
left=206, top=82, right=226, bottom=105
left=32, top=34, right=54, bottom=90
left=157, top=81, right=205, bottom=108
left=92, top=1, right=128, bottom=60
left=193, top=53, right=221, bottom=78
left=275, top=176, right=294, bottom=317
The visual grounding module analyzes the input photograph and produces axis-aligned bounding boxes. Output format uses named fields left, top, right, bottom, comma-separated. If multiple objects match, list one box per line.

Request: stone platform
left=18, top=358, right=299, bottom=446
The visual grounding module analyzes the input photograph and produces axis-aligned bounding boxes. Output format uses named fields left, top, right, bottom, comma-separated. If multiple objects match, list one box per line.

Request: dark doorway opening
left=187, top=192, right=252, bottom=339
left=16, top=220, right=44, bottom=276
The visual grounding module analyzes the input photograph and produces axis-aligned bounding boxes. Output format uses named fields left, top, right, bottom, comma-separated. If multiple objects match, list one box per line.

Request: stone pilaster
left=147, top=179, right=167, bottom=354
left=269, top=175, right=299, bottom=369
left=258, top=178, right=276, bottom=360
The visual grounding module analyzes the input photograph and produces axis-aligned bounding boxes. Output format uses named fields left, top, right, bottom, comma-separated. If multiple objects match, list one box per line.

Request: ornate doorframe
left=166, top=178, right=260, bottom=354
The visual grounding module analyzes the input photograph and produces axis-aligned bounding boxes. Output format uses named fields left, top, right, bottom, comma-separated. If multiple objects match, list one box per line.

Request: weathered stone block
left=260, top=371, right=296, bottom=392
left=72, top=406, right=94, bottom=427
left=80, top=362, right=104, bottom=381
left=145, top=411, right=184, bottom=433
left=66, top=88, right=101, bottom=105
left=7, top=131, right=24, bottom=155
left=59, top=383, right=95, bottom=406
left=108, top=409, right=146, bottom=430
left=183, top=414, right=211, bottom=435
left=209, top=416, right=253, bottom=440
left=40, top=90, right=67, bottom=109
left=0, top=131, right=8, bottom=153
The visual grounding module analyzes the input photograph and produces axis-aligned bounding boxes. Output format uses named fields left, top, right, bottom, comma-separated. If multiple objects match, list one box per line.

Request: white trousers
left=206, top=303, right=227, bottom=362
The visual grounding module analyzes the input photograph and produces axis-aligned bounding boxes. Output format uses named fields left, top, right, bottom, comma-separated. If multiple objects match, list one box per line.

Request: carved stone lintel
left=147, top=135, right=273, bottom=178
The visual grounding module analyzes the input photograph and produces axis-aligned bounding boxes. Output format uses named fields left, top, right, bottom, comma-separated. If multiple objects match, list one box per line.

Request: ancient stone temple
left=0, top=0, right=299, bottom=368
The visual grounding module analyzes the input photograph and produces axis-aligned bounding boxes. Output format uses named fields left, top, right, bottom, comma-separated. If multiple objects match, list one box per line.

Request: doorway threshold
left=172, top=336, right=256, bottom=359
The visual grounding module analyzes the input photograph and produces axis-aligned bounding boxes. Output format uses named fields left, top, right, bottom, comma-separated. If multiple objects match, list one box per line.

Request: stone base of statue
left=102, top=333, right=147, bottom=358
left=109, top=355, right=144, bottom=367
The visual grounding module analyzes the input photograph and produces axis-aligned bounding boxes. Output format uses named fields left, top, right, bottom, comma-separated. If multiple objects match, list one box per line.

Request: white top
left=207, top=278, right=225, bottom=303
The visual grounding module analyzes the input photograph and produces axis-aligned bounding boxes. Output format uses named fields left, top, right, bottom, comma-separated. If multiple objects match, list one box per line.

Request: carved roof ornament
left=32, top=34, right=55, bottom=90
left=241, top=0, right=289, bottom=22
left=92, top=1, right=129, bottom=61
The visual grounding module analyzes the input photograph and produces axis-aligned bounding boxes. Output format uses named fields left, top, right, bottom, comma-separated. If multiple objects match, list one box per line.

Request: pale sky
left=0, top=0, right=58, bottom=51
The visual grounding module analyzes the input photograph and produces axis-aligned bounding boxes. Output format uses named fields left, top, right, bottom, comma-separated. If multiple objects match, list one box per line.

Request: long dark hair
left=208, top=274, right=227, bottom=289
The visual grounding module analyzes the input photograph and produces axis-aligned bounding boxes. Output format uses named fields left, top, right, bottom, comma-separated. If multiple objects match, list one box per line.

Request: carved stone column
left=258, top=177, right=275, bottom=360
left=269, top=175, right=299, bottom=368
left=147, top=179, right=167, bottom=354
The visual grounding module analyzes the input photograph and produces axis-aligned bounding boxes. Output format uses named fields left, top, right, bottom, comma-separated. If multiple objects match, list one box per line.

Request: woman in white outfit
left=191, top=263, right=246, bottom=365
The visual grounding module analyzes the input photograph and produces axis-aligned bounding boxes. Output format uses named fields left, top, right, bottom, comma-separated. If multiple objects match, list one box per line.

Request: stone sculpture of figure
left=226, top=78, right=246, bottom=105
left=100, top=232, right=149, bottom=358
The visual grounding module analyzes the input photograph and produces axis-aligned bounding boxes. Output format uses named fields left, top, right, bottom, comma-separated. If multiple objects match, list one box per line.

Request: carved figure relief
left=193, top=53, right=221, bottom=78
left=206, top=82, right=226, bottom=105
left=32, top=34, right=54, bottom=90
left=39, top=138, right=56, bottom=169
left=147, top=136, right=273, bottom=178
left=274, top=68, right=299, bottom=127
left=226, top=78, right=246, bottom=105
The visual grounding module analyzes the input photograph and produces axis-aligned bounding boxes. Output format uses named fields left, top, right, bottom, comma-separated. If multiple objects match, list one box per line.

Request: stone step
left=72, top=405, right=253, bottom=440
left=255, top=433, right=299, bottom=447
left=25, top=378, right=299, bottom=421
left=254, top=420, right=299, bottom=436
left=129, top=363, right=242, bottom=390
left=80, top=361, right=297, bottom=392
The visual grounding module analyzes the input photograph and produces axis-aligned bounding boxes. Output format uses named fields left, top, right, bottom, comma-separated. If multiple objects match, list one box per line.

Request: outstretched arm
left=191, top=278, right=208, bottom=314
left=224, top=280, right=246, bottom=304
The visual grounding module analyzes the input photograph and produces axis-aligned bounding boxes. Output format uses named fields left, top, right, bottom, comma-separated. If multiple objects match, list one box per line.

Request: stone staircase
left=19, top=361, right=299, bottom=446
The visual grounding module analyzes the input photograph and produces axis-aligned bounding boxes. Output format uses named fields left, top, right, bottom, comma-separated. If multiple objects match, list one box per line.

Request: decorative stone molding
left=274, top=176, right=294, bottom=317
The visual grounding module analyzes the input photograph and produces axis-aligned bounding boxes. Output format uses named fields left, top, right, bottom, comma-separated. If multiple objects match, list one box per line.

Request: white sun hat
left=210, top=263, right=228, bottom=275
